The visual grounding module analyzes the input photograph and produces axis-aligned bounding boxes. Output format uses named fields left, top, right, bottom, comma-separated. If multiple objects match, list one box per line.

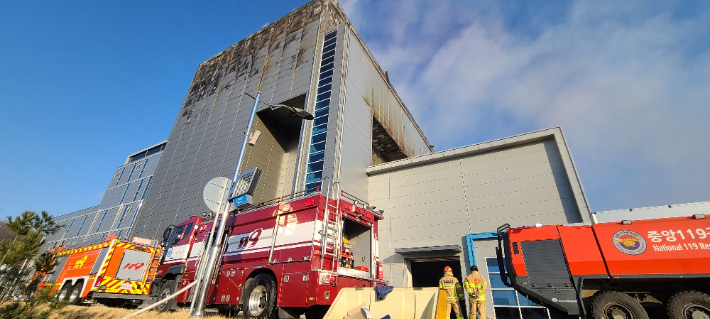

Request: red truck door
left=271, top=207, right=318, bottom=263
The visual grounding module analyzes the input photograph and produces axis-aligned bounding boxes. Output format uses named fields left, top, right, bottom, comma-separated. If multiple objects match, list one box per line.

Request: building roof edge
left=366, top=126, right=563, bottom=175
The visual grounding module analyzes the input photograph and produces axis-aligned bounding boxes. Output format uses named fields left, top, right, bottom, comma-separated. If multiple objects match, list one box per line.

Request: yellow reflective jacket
left=464, top=271, right=488, bottom=301
left=439, top=274, right=462, bottom=301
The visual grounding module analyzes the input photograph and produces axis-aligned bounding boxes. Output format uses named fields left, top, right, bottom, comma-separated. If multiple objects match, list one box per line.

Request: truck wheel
left=57, top=283, right=72, bottom=301
left=155, top=280, right=176, bottom=312
left=67, top=281, right=83, bottom=305
left=667, top=291, right=710, bottom=319
left=242, top=274, right=277, bottom=319
left=591, top=291, right=649, bottom=319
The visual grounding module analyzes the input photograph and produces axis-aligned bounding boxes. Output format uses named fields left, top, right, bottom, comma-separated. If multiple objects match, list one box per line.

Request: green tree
left=0, top=287, right=67, bottom=319
left=0, top=211, right=64, bottom=303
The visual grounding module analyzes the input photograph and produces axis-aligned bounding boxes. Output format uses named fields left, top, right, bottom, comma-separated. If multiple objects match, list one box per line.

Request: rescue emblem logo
left=612, top=230, right=647, bottom=255
left=73, top=256, right=88, bottom=269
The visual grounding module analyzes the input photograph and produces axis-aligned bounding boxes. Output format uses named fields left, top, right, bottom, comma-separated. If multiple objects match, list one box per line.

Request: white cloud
left=347, top=0, right=710, bottom=210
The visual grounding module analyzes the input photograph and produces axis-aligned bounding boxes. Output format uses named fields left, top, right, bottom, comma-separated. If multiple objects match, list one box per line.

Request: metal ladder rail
left=318, top=185, right=332, bottom=270
left=330, top=186, right=342, bottom=271
left=324, top=199, right=340, bottom=271
left=319, top=183, right=341, bottom=271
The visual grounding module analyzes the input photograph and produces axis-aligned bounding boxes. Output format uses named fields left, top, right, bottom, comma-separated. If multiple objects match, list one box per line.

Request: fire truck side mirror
left=163, top=227, right=173, bottom=242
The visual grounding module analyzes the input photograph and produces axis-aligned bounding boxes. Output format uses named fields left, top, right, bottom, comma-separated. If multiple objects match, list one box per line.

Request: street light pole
left=190, top=91, right=262, bottom=317
left=189, top=91, right=314, bottom=317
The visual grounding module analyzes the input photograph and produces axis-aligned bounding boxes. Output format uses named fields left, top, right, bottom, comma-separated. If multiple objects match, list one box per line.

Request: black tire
left=667, top=290, right=710, bottom=319
left=56, top=283, right=72, bottom=301
left=67, top=281, right=84, bottom=305
left=591, top=291, right=649, bottom=319
left=155, top=280, right=176, bottom=312
left=241, top=274, right=277, bottom=319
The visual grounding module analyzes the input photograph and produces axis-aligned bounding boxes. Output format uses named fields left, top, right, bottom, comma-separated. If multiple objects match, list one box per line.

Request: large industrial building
left=129, top=0, right=432, bottom=239
left=44, top=141, right=166, bottom=249
left=119, top=1, right=592, bottom=318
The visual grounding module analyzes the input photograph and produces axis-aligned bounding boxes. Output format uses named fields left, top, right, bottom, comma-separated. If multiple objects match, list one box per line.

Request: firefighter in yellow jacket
left=464, top=265, right=488, bottom=319
left=438, top=266, right=464, bottom=319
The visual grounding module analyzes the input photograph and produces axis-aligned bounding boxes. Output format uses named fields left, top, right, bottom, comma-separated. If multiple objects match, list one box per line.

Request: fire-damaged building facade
left=130, top=0, right=432, bottom=239
left=127, top=1, right=592, bottom=318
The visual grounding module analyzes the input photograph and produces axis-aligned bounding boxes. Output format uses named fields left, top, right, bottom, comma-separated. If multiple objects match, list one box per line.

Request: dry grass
left=48, top=304, right=228, bottom=319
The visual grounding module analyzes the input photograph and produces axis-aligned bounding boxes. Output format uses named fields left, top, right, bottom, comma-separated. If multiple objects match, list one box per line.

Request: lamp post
left=190, top=92, right=313, bottom=317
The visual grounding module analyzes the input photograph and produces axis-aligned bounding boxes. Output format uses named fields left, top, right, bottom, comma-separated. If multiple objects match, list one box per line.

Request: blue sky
left=1, top=0, right=709, bottom=220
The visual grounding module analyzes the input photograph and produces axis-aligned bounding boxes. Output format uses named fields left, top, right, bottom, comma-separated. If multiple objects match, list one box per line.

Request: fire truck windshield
left=166, top=225, right=186, bottom=249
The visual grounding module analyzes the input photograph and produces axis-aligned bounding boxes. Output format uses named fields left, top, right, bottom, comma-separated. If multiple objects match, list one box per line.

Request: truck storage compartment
left=115, top=249, right=151, bottom=281
left=323, top=287, right=445, bottom=319
left=339, top=218, right=372, bottom=279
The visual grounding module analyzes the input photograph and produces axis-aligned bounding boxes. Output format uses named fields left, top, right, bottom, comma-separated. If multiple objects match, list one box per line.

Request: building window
left=141, top=177, right=152, bottom=199
left=63, top=218, right=75, bottom=238
left=114, top=167, right=125, bottom=186
left=136, top=158, right=148, bottom=179
left=95, top=210, right=109, bottom=232
left=486, top=257, right=550, bottom=319
left=304, top=30, right=337, bottom=193
left=119, top=184, right=130, bottom=205
left=127, top=205, right=141, bottom=229
left=116, top=206, right=132, bottom=229
left=128, top=143, right=165, bottom=163
left=132, top=179, right=145, bottom=202
left=75, top=215, right=89, bottom=237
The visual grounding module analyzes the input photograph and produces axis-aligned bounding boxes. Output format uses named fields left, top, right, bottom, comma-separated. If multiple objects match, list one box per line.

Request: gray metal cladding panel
left=63, top=217, right=82, bottom=236
left=96, top=207, right=119, bottom=233
left=99, top=186, right=120, bottom=207
left=520, top=239, right=572, bottom=287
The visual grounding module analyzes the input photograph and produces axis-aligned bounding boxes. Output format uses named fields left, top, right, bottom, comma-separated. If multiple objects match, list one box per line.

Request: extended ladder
left=319, top=183, right=342, bottom=271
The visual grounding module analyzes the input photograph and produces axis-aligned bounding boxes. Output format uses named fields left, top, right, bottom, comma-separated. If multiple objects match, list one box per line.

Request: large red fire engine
left=150, top=191, right=385, bottom=318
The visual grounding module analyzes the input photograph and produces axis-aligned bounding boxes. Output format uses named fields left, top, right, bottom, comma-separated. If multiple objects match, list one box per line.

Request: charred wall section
left=132, top=0, right=338, bottom=240
left=335, top=25, right=434, bottom=201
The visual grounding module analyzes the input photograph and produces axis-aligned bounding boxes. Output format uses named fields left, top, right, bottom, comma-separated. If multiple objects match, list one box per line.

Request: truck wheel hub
left=69, top=288, right=80, bottom=302
left=606, top=304, right=633, bottom=319
left=685, top=305, right=710, bottom=319
left=247, top=285, right=267, bottom=316
left=156, top=287, right=171, bottom=310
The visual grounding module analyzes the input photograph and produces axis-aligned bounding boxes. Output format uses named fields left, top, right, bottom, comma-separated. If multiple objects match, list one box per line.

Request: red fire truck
left=150, top=191, right=385, bottom=318
left=496, top=214, right=710, bottom=319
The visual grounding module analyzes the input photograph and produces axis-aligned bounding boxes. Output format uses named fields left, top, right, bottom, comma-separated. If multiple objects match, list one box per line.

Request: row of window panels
left=66, top=199, right=142, bottom=230
left=483, top=258, right=550, bottom=319
left=104, top=178, right=152, bottom=206
left=302, top=32, right=337, bottom=193
left=309, top=47, right=337, bottom=156
left=113, top=158, right=155, bottom=186
left=112, top=166, right=155, bottom=187
left=108, top=174, right=154, bottom=194
left=63, top=207, right=138, bottom=238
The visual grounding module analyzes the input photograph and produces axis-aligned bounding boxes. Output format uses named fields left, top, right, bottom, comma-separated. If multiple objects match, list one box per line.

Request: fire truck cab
left=151, top=192, right=384, bottom=318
